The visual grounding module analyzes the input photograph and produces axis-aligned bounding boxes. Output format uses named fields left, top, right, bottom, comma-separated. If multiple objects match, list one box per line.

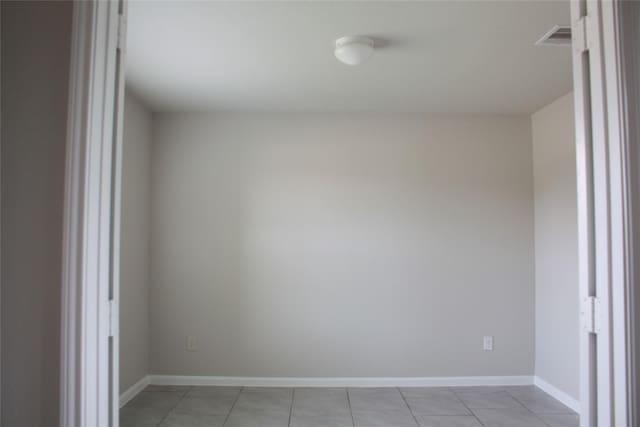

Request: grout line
left=505, top=388, right=555, bottom=427
left=153, top=386, right=193, bottom=427
left=397, top=387, right=421, bottom=427
left=448, top=388, right=488, bottom=427
left=288, top=388, right=295, bottom=427
left=345, top=388, right=355, bottom=427
left=222, top=386, right=244, bottom=427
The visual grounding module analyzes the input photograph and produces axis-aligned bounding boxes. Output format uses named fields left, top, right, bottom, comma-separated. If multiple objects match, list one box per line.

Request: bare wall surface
left=1, top=1, right=72, bottom=425
left=120, top=92, right=152, bottom=393
left=532, top=93, right=579, bottom=399
left=620, top=0, right=640, bottom=411
left=150, top=113, right=535, bottom=377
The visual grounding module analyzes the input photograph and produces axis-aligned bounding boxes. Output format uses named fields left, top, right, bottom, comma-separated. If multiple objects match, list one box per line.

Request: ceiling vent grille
left=536, top=25, right=572, bottom=46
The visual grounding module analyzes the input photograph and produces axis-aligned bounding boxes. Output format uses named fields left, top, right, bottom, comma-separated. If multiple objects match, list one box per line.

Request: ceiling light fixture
left=334, top=36, right=375, bottom=66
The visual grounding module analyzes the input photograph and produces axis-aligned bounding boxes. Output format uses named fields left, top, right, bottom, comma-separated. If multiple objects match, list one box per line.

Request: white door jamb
left=571, top=0, right=639, bottom=425
left=60, top=1, right=124, bottom=426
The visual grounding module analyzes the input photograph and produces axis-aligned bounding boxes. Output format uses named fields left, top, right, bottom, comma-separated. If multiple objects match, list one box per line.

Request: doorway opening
left=56, top=0, right=640, bottom=426
left=117, top=2, right=578, bottom=427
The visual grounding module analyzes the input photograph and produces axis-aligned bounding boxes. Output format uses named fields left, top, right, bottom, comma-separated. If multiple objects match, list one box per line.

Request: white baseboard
left=533, top=376, right=580, bottom=412
left=120, top=375, right=151, bottom=408
left=121, top=374, right=579, bottom=413
left=148, top=375, right=534, bottom=388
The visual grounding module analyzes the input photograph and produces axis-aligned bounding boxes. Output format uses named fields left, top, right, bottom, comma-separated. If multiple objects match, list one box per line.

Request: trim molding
left=60, top=2, right=122, bottom=426
left=119, top=376, right=150, bottom=408
left=122, top=374, right=580, bottom=413
left=148, top=375, right=534, bottom=388
left=533, top=376, right=580, bottom=413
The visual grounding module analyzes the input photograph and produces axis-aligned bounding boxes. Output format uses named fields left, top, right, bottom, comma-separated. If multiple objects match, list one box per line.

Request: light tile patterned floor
left=120, top=385, right=579, bottom=427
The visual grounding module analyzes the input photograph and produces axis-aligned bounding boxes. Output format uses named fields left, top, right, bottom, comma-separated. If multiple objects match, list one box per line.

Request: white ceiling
left=126, top=1, right=573, bottom=114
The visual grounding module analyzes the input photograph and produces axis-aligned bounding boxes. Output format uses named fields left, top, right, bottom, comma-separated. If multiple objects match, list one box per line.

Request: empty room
left=4, top=0, right=640, bottom=426
left=118, top=1, right=580, bottom=426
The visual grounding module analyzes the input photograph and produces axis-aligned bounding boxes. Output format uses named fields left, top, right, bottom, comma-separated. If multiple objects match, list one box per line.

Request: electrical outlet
left=483, top=336, right=494, bottom=351
left=186, top=335, right=199, bottom=352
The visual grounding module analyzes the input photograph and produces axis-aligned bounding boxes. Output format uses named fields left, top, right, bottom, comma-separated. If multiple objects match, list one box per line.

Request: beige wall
left=149, top=113, right=536, bottom=377
left=532, top=93, right=579, bottom=399
left=1, top=2, right=72, bottom=425
left=120, top=92, right=153, bottom=392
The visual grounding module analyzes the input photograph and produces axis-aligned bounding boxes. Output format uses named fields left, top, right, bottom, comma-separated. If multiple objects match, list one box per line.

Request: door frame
left=60, top=1, right=125, bottom=426
left=59, top=1, right=638, bottom=426
left=571, top=0, right=639, bottom=425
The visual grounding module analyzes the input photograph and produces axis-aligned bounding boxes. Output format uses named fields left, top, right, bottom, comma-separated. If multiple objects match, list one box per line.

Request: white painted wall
left=149, top=113, right=535, bottom=377
left=1, top=2, right=72, bottom=425
left=532, top=93, right=579, bottom=399
left=119, top=91, right=152, bottom=393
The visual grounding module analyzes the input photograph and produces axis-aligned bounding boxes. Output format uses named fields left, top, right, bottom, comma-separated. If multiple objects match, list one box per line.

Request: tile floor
left=120, top=385, right=579, bottom=427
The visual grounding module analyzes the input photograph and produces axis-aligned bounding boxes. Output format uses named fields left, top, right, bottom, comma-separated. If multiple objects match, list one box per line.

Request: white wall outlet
left=186, top=335, right=199, bottom=352
left=483, top=336, right=494, bottom=351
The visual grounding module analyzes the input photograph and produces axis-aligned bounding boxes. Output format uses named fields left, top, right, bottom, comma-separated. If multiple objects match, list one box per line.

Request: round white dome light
left=334, top=36, right=375, bottom=66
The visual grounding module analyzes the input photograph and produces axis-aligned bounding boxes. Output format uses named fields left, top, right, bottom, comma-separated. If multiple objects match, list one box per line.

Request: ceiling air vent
left=535, top=25, right=572, bottom=47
